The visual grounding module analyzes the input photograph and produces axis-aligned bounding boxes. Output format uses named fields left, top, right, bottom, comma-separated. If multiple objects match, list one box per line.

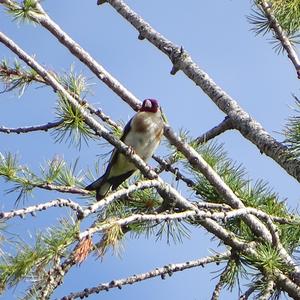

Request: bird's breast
left=124, top=111, right=163, bottom=161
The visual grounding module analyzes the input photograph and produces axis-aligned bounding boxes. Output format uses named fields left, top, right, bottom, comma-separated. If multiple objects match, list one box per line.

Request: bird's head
left=140, top=99, right=160, bottom=113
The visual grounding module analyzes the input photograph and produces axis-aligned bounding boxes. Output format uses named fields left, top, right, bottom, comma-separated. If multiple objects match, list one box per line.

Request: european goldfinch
left=86, top=99, right=164, bottom=200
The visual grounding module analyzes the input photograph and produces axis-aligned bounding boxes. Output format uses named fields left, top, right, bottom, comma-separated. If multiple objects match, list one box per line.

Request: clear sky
left=1, top=1, right=300, bottom=299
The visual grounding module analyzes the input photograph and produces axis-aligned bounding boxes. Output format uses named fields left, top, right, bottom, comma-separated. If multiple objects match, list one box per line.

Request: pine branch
left=0, top=120, right=63, bottom=134
left=0, top=218, right=79, bottom=298
left=164, top=128, right=274, bottom=242
left=98, top=0, right=300, bottom=184
left=2, top=28, right=299, bottom=288
left=59, top=252, right=230, bottom=300
left=0, top=58, right=46, bottom=94
left=80, top=206, right=293, bottom=240
left=23, top=252, right=76, bottom=300
left=0, top=59, right=122, bottom=132
left=0, top=198, right=84, bottom=220
left=259, top=0, right=300, bottom=78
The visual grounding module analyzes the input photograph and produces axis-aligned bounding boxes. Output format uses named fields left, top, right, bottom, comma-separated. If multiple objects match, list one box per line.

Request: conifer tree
left=1, top=1, right=300, bottom=299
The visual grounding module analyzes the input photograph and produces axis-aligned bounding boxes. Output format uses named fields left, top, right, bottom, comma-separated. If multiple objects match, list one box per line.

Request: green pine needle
left=0, top=218, right=78, bottom=291
left=244, top=242, right=288, bottom=274
left=155, top=219, right=191, bottom=245
left=52, top=71, right=95, bottom=148
left=269, top=0, right=300, bottom=35
left=283, top=96, right=300, bottom=157
left=0, top=152, right=19, bottom=180
left=248, top=1, right=300, bottom=55
left=4, top=0, right=42, bottom=24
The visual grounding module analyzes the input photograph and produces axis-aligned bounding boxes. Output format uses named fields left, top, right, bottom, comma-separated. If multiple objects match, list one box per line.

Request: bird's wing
left=103, top=117, right=134, bottom=178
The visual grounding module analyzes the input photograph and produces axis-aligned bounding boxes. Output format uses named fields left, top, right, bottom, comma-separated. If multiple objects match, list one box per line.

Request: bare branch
left=194, top=116, right=233, bottom=145
left=0, top=198, right=84, bottom=220
left=59, top=252, right=230, bottom=300
left=194, top=201, right=232, bottom=211
left=33, top=182, right=89, bottom=195
left=153, top=154, right=195, bottom=187
left=0, top=120, right=63, bottom=134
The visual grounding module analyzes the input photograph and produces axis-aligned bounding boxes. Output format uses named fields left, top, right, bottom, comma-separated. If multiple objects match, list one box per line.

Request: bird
left=85, top=99, right=164, bottom=201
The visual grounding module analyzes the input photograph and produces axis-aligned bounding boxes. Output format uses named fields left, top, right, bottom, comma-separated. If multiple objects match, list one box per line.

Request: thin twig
left=153, top=154, right=195, bottom=187
left=59, top=252, right=230, bottom=300
left=240, top=284, right=257, bottom=300
left=194, top=116, right=233, bottom=145
left=82, top=179, right=162, bottom=218
left=0, top=120, right=63, bottom=134
left=210, top=258, right=232, bottom=300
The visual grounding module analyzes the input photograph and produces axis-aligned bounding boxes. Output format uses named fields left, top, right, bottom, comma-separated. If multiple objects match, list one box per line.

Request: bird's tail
left=85, top=176, right=111, bottom=201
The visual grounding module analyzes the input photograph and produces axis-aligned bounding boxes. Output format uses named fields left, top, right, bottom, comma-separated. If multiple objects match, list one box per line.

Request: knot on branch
left=170, top=46, right=185, bottom=75
left=138, top=26, right=146, bottom=40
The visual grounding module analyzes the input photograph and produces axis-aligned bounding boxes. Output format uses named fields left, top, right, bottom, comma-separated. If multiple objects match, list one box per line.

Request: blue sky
left=1, top=0, right=300, bottom=299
